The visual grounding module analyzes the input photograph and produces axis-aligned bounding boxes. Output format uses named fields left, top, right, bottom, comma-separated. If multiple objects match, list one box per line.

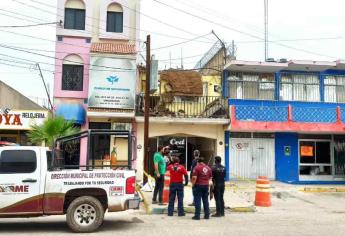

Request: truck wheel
left=66, top=196, right=104, bottom=233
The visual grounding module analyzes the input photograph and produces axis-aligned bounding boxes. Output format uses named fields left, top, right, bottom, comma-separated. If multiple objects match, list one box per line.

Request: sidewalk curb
left=299, top=187, right=345, bottom=193
left=150, top=206, right=256, bottom=215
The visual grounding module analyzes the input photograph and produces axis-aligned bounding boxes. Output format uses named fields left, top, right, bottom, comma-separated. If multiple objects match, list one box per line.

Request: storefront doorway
left=148, top=136, right=217, bottom=171
left=230, top=133, right=275, bottom=179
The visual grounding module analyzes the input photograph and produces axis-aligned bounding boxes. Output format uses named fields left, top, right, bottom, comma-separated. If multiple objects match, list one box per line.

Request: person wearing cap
left=211, top=156, right=226, bottom=217
left=163, top=146, right=171, bottom=166
left=191, top=157, right=212, bottom=220
left=188, top=149, right=200, bottom=207
left=152, top=145, right=166, bottom=205
left=167, top=156, right=188, bottom=216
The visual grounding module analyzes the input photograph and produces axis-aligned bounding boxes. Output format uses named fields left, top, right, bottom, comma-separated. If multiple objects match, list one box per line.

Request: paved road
left=1, top=191, right=345, bottom=235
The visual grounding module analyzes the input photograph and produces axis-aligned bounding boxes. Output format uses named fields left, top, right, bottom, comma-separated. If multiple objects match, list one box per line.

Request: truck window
left=0, top=150, right=37, bottom=173
left=47, top=151, right=52, bottom=170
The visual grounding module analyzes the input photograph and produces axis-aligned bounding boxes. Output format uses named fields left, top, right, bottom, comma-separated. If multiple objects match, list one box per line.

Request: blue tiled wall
left=230, top=99, right=345, bottom=123
left=235, top=105, right=288, bottom=122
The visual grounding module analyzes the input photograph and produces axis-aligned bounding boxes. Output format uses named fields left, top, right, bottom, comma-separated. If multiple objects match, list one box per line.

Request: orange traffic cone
left=162, top=171, right=170, bottom=204
left=255, top=176, right=271, bottom=207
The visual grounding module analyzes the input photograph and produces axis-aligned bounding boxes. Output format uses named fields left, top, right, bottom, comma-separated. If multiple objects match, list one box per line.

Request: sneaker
left=178, top=213, right=186, bottom=217
left=192, top=216, right=200, bottom=220
left=204, top=215, right=210, bottom=219
left=188, top=203, right=195, bottom=206
left=152, top=200, right=158, bottom=204
left=212, top=213, right=221, bottom=217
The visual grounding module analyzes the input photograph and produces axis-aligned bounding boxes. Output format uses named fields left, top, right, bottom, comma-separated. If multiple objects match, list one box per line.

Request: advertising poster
left=88, top=57, right=136, bottom=109
left=300, top=146, right=314, bottom=157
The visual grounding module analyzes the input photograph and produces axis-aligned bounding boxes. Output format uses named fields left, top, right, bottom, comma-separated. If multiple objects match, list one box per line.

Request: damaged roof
left=160, top=70, right=203, bottom=96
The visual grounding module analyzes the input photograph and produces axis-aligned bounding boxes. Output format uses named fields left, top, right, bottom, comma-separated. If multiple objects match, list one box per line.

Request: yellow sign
left=301, top=146, right=313, bottom=157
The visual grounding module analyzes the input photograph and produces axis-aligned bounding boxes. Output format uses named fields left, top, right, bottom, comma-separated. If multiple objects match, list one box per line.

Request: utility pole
left=264, top=0, right=269, bottom=61
left=36, top=63, right=53, bottom=111
left=143, top=35, right=151, bottom=183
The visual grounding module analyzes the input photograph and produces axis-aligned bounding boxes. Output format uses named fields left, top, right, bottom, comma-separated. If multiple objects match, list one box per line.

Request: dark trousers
left=192, top=186, right=196, bottom=204
left=168, top=183, right=184, bottom=215
left=194, top=185, right=210, bottom=218
left=214, top=184, right=225, bottom=216
left=153, top=175, right=164, bottom=203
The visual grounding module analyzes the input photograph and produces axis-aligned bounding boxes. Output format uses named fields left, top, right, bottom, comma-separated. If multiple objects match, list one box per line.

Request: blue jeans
left=168, top=183, right=184, bottom=215
left=194, top=185, right=210, bottom=218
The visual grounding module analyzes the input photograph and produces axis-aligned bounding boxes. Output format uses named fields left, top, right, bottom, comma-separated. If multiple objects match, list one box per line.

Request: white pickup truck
left=0, top=130, right=140, bottom=232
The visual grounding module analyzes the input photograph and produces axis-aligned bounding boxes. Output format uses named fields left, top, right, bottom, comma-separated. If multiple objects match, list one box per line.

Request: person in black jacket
left=188, top=149, right=200, bottom=206
left=211, top=156, right=226, bottom=217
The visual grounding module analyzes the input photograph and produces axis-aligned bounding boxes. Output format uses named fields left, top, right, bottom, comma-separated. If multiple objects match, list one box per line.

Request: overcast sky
left=1, top=0, right=345, bottom=103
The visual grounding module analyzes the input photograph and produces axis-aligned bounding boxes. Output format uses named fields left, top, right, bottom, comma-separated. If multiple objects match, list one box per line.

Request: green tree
left=28, top=116, right=80, bottom=148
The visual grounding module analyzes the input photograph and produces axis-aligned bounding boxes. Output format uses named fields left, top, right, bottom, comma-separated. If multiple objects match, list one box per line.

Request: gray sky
left=1, top=0, right=345, bottom=103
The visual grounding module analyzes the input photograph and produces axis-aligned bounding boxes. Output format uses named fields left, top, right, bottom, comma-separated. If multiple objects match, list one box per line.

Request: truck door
left=0, top=149, right=42, bottom=215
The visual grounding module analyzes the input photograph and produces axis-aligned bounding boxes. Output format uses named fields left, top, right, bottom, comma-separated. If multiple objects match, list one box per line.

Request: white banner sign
left=88, top=57, right=136, bottom=109
left=0, top=110, right=48, bottom=130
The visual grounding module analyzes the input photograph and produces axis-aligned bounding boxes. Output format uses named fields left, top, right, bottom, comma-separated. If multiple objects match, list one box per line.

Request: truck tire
left=66, top=196, right=105, bottom=233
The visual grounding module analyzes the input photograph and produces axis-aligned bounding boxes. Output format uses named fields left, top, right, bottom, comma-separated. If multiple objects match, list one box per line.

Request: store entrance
left=150, top=136, right=216, bottom=171
left=89, top=122, right=111, bottom=164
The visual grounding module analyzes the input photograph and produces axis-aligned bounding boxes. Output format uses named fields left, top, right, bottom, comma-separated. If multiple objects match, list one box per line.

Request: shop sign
left=301, top=146, right=313, bottom=157
left=88, top=57, right=136, bottom=109
left=0, top=110, right=48, bottom=130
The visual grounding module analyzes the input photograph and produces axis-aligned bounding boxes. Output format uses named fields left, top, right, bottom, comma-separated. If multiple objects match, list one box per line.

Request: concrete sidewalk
left=140, top=180, right=345, bottom=214
left=141, top=181, right=258, bottom=214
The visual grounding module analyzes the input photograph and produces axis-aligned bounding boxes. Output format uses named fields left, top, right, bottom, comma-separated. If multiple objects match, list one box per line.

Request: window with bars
left=228, top=72, right=275, bottom=100
left=107, top=11, right=123, bottom=33
left=62, top=64, right=84, bottom=91
left=324, top=75, right=345, bottom=103
left=64, top=8, right=85, bottom=30
left=280, top=73, right=320, bottom=102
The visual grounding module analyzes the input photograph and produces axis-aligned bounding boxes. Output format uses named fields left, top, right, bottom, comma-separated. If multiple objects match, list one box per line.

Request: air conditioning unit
left=214, top=85, right=222, bottom=93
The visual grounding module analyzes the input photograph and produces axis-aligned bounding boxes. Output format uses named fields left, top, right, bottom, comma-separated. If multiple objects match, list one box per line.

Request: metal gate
left=230, top=138, right=275, bottom=179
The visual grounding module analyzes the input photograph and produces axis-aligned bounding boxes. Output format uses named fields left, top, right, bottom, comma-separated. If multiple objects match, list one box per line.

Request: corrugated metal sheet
left=230, top=138, right=275, bottom=179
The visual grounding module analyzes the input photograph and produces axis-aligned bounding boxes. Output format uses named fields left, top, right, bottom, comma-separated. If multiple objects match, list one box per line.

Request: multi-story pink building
left=53, top=0, right=140, bottom=168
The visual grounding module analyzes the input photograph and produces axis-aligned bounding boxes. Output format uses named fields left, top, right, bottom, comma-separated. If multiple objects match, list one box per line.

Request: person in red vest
left=167, top=156, right=188, bottom=216
left=191, top=157, right=212, bottom=220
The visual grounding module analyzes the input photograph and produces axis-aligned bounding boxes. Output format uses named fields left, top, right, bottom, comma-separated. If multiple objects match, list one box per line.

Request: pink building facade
left=53, top=0, right=140, bottom=168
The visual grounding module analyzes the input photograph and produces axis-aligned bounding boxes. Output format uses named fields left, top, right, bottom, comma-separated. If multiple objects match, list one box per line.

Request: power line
left=152, top=0, right=340, bottom=60
left=0, top=44, right=135, bottom=71
left=0, top=21, right=59, bottom=28
left=23, top=0, right=214, bottom=43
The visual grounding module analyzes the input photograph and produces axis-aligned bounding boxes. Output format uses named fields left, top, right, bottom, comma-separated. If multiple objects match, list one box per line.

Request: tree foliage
left=28, top=116, right=80, bottom=148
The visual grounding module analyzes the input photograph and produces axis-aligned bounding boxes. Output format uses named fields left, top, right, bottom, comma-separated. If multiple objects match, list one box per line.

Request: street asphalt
left=1, top=182, right=345, bottom=235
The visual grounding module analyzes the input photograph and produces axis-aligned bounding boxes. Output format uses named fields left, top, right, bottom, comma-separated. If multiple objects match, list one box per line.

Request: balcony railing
left=136, top=95, right=228, bottom=119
